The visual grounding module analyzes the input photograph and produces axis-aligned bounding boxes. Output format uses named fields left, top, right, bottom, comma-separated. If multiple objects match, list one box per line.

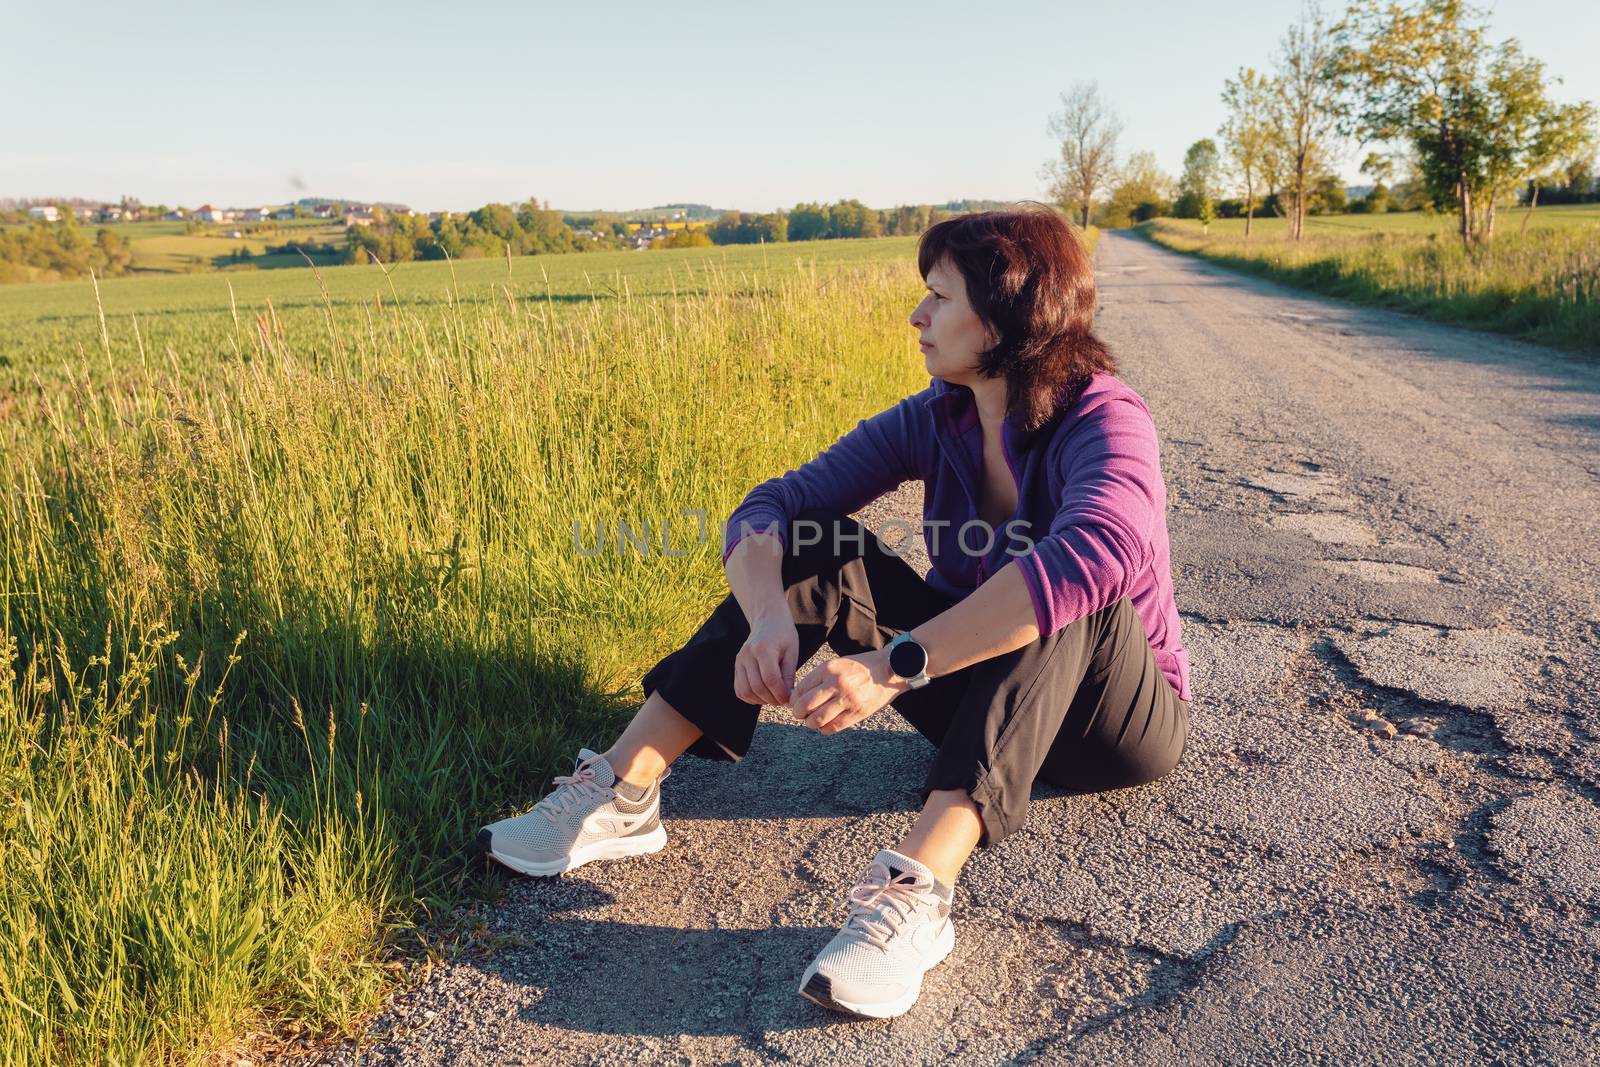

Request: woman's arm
left=1011, top=396, right=1161, bottom=634
left=789, top=561, right=1038, bottom=732
left=790, top=397, right=1162, bottom=733
left=720, top=389, right=931, bottom=564
left=725, top=531, right=788, bottom=624
left=905, top=559, right=1039, bottom=676
left=717, top=388, right=934, bottom=707
left=724, top=531, right=799, bottom=706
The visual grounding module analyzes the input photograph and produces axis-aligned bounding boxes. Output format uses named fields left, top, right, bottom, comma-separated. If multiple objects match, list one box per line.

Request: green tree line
left=344, top=199, right=584, bottom=264
left=347, top=197, right=969, bottom=264
left=0, top=211, right=133, bottom=283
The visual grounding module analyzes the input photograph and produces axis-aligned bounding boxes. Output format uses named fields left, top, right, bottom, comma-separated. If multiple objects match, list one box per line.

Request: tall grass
left=0, top=253, right=930, bottom=1064
left=0, top=237, right=925, bottom=384
left=1137, top=217, right=1599, bottom=356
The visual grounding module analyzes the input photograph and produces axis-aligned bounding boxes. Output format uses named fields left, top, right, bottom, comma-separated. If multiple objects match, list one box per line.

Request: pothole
left=1317, top=559, right=1444, bottom=584
left=1328, top=624, right=1549, bottom=713
left=1267, top=512, right=1377, bottom=545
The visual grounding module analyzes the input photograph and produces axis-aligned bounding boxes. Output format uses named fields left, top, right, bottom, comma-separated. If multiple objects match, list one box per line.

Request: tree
left=1477, top=40, right=1572, bottom=239
left=652, top=229, right=712, bottom=250
left=1308, top=172, right=1349, bottom=213
left=1220, top=67, right=1277, bottom=236
left=517, top=197, right=574, bottom=253
left=1521, top=104, right=1597, bottom=230
left=709, top=211, right=788, bottom=244
left=1175, top=139, right=1223, bottom=230
left=1098, top=151, right=1175, bottom=227
left=787, top=202, right=828, bottom=241
left=1271, top=4, right=1343, bottom=240
left=1558, top=154, right=1597, bottom=200
left=1360, top=151, right=1395, bottom=211
left=470, top=203, right=518, bottom=240
left=825, top=199, right=876, bottom=238
left=887, top=204, right=935, bottom=236
left=96, top=228, right=132, bottom=273
left=1334, top=0, right=1598, bottom=247
left=1042, top=82, right=1122, bottom=229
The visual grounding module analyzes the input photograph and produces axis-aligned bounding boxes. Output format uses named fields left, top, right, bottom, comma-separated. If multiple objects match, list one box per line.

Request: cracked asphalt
left=297, top=231, right=1600, bottom=1065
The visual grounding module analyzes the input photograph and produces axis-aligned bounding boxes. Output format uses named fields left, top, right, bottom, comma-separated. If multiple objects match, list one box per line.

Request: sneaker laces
left=532, top=758, right=611, bottom=826
left=841, top=860, right=933, bottom=952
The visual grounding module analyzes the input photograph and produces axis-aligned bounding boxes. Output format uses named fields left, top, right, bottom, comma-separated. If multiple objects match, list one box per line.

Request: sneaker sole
left=477, top=823, right=667, bottom=878
left=796, top=919, right=955, bottom=1019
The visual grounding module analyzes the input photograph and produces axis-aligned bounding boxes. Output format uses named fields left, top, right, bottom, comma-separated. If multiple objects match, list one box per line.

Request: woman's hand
left=734, top=612, right=800, bottom=706
left=789, top=649, right=907, bottom=735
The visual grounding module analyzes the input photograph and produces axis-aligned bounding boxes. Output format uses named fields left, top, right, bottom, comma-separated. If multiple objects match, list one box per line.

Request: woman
left=478, top=205, right=1192, bottom=1020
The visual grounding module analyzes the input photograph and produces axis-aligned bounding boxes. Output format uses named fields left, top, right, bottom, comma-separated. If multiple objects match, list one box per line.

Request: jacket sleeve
left=1010, top=396, right=1161, bottom=634
left=722, top=391, right=928, bottom=564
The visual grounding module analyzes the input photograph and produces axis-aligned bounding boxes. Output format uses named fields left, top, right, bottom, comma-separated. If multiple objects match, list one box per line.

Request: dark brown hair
left=917, top=203, right=1116, bottom=432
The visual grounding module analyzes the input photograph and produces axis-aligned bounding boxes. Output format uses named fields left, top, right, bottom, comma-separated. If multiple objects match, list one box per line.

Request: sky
left=4, top=0, right=1595, bottom=213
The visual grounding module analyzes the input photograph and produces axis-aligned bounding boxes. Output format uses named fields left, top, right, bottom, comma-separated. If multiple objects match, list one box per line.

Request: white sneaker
left=477, top=748, right=669, bottom=877
left=797, top=848, right=956, bottom=1018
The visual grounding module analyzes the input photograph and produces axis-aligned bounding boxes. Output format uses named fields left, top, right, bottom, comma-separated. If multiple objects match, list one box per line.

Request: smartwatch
left=885, top=633, right=932, bottom=689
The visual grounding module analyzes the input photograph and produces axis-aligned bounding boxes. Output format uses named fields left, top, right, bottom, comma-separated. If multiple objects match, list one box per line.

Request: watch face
left=889, top=637, right=927, bottom=679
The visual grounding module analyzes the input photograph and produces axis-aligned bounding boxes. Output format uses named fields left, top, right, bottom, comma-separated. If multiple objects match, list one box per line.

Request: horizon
left=0, top=195, right=1029, bottom=217
left=4, top=0, right=1596, bottom=212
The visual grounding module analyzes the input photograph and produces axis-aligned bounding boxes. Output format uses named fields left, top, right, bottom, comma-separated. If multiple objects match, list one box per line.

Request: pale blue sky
left=3, top=0, right=1594, bottom=212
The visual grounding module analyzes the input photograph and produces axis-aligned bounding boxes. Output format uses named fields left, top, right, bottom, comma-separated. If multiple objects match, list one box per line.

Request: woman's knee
left=1124, top=700, right=1190, bottom=787
left=1037, top=713, right=1187, bottom=793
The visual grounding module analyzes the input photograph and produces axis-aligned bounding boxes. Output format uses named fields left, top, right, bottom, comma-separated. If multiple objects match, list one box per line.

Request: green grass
left=122, top=224, right=349, bottom=273
left=0, top=237, right=924, bottom=387
left=0, top=219, right=350, bottom=275
left=1167, top=202, right=1600, bottom=238
left=1136, top=206, right=1599, bottom=355
left=0, top=236, right=932, bottom=1065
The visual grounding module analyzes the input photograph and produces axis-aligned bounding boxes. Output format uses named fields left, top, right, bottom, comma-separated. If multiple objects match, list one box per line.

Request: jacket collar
left=923, top=376, right=1064, bottom=453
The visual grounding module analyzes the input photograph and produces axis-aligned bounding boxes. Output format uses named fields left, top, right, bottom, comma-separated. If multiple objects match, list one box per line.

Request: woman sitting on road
left=479, top=204, right=1193, bottom=1020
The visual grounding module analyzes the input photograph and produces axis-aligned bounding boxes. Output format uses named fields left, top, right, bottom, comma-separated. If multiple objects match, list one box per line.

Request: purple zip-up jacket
left=720, top=371, right=1192, bottom=703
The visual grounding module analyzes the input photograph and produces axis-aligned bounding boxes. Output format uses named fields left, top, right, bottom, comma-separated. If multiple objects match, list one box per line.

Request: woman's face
left=909, top=256, right=995, bottom=386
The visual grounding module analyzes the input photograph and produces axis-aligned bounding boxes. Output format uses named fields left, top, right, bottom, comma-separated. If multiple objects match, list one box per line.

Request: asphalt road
left=299, top=230, right=1600, bottom=1066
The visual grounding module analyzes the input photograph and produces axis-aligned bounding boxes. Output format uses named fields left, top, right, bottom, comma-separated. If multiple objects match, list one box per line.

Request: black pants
left=641, top=509, right=1190, bottom=849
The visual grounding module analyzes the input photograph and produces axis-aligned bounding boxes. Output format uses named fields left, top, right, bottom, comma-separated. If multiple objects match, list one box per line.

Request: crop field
left=1140, top=205, right=1599, bottom=354
left=0, top=234, right=948, bottom=1064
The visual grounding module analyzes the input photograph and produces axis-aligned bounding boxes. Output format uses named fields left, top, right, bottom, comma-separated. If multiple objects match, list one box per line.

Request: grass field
left=0, top=234, right=947, bottom=1065
left=123, top=224, right=349, bottom=273
left=1, top=219, right=350, bottom=274
left=0, top=236, right=926, bottom=387
left=1168, top=202, right=1600, bottom=238
left=1138, top=204, right=1599, bottom=355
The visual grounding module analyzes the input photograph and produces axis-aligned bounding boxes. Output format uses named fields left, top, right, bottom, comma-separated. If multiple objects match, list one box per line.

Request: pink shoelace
left=534, top=759, right=611, bottom=826
left=842, top=861, right=937, bottom=952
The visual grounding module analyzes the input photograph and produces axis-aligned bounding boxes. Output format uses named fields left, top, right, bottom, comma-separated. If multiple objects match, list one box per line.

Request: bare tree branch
left=1042, top=82, right=1122, bottom=229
